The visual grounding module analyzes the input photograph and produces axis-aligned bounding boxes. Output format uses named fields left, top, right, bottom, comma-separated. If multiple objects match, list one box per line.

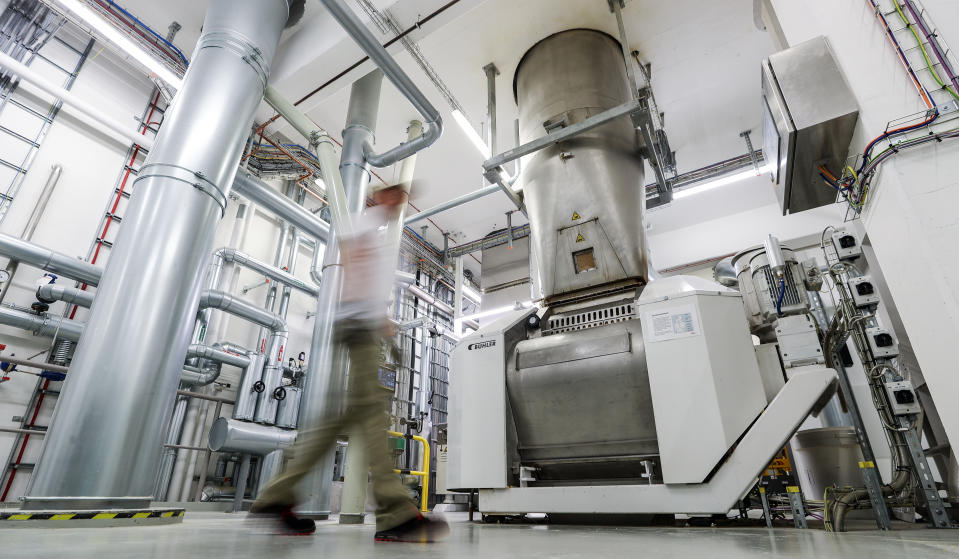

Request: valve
left=273, top=386, right=286, bottom=401
left=252, top=380, right=265, bottom=393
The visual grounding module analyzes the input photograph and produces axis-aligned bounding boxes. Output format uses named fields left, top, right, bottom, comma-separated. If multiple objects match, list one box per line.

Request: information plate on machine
left=643, top=305, right=700, bottom=342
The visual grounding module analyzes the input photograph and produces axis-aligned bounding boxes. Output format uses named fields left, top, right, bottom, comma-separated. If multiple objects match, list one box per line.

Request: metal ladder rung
left=51, top=34, right=83, bottom=55
left=0, top=157, right=26, bottom=174
left=32, top=52, right=72, bottom=76
left=0, top=124, right=41, bottom=148
left=103, top=212, right=122, bottom=223
left=114, top=187, right=132, bottom=199
left=94, top=238, right=114, bottom=249
left=7, top=97, right=56, bottom=123
left=8, top=463, right=34, bottom=470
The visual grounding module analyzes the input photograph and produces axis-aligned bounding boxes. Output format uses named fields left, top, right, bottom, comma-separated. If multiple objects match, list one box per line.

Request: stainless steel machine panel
left=762, top=36, right=859, bottom=214
left=515, top=29, right=647, bottom=303
left=506, top=319, right=658, bottom=470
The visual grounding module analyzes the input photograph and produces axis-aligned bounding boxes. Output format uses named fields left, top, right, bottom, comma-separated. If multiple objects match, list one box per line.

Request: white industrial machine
left=445, top=29, right=838, bottom=517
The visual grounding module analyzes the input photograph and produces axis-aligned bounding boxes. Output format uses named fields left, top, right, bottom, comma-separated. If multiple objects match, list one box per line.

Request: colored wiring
left=99, top=0, right=189, bottom=66
left=776, top=278, right=786, bottom=316
left=859, top=0, right=939, bottom=174
left=892, top=0, right=959, bottom=102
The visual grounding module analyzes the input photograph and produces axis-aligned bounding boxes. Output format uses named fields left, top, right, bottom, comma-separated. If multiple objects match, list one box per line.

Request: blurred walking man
left=251, top=185, right=448, bottom=542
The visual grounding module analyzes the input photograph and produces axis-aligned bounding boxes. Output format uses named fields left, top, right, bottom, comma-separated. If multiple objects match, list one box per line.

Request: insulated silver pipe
left=232, top=171, right=330, bottom=243
left=208, top=417, right=296, bottom=454
left=296, top=70, right=382, bottom=518
left=36, top=284, right=95, bottom=308
left=339, top=70, right=381, bottom=206
left=0, top=233, right=101, bottom=286
left=155, top=395, right=189, bottom=500
left=215, top=247, right=319, bottom=297
left=317, top=0, right=443, bottom=167
left=0, top=305, right=83, bottom=341
left=23, top=0, right=293, bottom=511
left=199, top=290, right=287, bottom=332
left=0, top=165, right=61, bottom=304
left=404, top=184, right=500, bottom=225
left=186, top=343, right=252, bottom=369
left=179, top=365, right=221, bottom=387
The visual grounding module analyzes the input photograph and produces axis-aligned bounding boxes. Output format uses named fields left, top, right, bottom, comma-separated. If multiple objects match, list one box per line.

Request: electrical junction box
left=849, top=276, right=879, bottom=308
left=775, top=314, right=825, bottom=368
left=762, top=36, right=859, bottom=215
left=831, top=231, right=862, bottom=261
left=884, top=381, right=920, bottom=415
left=867, top=328, right=899, bottom=358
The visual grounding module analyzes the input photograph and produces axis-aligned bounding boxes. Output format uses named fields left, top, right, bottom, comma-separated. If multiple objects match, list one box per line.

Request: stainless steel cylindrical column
left=295, top=70, right=382, bottom=519
left=23, top=0, right=293, bottom=510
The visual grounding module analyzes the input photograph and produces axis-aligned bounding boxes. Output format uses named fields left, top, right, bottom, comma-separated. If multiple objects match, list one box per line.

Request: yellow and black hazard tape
left=0, top=509, right=184, bottom=521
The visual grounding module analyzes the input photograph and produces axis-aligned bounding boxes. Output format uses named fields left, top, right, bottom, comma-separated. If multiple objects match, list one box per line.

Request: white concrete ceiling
left=112, top=0, right=778, bottom=275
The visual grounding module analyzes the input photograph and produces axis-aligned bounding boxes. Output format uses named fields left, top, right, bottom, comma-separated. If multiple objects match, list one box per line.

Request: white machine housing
left=637, top=277, right=767, bottom=484
left=445, top=276, right=838, bottom=515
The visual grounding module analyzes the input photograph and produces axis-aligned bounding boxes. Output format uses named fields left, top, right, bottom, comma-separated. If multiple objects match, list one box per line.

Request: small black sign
left=467, top=340, right=496, bottom=351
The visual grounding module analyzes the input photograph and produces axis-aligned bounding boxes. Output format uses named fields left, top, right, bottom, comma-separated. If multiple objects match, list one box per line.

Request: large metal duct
left=515, top=29, right=647, bottom=304
left=23, top=0, right=294, bottom=510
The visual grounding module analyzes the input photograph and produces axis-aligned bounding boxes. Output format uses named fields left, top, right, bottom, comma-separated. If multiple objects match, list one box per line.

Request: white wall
left=768, top=0, right=959, bottom=469
left=646, top=174, right=845, bottom=272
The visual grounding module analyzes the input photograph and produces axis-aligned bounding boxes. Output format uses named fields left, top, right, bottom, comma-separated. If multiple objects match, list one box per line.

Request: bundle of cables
left=822, top=0, right=959, bottom=213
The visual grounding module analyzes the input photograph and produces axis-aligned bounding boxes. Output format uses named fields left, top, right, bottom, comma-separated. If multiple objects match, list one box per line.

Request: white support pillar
left=454, top=257, right=465, bottom=336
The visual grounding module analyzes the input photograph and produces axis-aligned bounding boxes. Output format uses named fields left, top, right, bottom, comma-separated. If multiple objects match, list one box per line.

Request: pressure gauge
left=0, top=269, right=10, bottom=284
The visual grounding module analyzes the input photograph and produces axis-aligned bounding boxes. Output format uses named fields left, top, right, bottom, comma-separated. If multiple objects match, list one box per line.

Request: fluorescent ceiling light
left=672, top=163, right=774, bottom=200
left=55, top=0, right=183, bottom=89
left=451, top=109, right=491, bottom=159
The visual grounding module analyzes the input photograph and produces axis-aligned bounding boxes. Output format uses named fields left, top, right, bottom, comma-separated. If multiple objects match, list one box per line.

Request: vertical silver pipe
left=484, top=63, right=499, bottom=156
left=154, top=395, right=189, bottom=500
left=296, top=71, right=382, bottom=519
left=253, top=194, right=293, bottom=425
left=23, top=0, right=292, bottom=510
left=384, top=121, right=423, bottom=257
left=232, top=455, right=252, bottom=512
left=336, top=70, right=382, bottom=524
left=0, top=165, right=61, bottom=304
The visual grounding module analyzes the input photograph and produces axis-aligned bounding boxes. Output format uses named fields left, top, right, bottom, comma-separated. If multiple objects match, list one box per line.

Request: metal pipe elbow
left=363, top=115, right=443, bottom=168
left=180, top=364, right=221, bottom=387
left=198, top=289, right=287, bottom=332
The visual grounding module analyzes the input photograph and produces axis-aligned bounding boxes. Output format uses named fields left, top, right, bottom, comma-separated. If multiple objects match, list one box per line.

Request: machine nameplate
left=516, top=331, right=630, bottom=369
left=643, top=305, right=700, bottom=342
left=467, top=340, right=497, bottom=350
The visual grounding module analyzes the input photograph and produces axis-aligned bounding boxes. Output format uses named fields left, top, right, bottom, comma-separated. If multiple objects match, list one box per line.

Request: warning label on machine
left=644, top=305, right=700, bottom=342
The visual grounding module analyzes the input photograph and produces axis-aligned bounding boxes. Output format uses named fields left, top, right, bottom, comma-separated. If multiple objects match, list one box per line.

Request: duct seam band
left=135, top=163, right=228, bottom=215
left=196, top=32, right=270, bottom=89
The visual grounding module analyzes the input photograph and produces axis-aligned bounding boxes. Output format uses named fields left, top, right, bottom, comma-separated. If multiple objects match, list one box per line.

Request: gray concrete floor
left=3, top=512, right=959, bottom=558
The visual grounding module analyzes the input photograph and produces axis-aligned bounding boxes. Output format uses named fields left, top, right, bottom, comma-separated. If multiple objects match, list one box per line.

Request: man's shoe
left=374, top=514, right=449, bottom=543
left=248, top=506, right=316, bottom=535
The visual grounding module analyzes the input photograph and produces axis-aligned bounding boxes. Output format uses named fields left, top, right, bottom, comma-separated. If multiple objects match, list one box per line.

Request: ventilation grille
left=544, top=302, right=636, bottom=335
left=761, top=265, right=802, bottom=308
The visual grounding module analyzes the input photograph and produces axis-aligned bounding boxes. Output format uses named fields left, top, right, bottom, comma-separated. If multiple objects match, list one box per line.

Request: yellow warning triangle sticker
left=572, top=212, right=581, bottom=221
left=575, top=233, right=585, bottom=243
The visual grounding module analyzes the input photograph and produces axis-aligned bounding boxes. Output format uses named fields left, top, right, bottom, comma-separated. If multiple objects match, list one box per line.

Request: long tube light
left=453, top=300, right=533, bottom=330
left=451, top=109, right=491, bottom=159
left=672, top=163, right=774, bottom=200
left=54, top=0, right=183, bottom=89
